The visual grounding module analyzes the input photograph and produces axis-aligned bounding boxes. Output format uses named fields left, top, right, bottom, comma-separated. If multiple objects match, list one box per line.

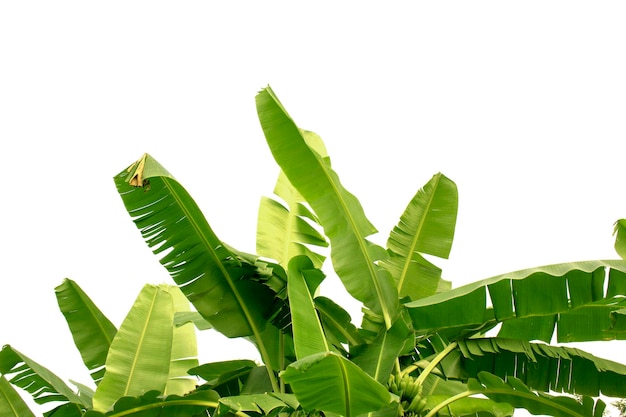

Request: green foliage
left=3, top=86, right=626, bottom=417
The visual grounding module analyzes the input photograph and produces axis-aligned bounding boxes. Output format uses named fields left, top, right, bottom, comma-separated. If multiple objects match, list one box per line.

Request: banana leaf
left=315, top=296, right=364, bottom=349
left=257, top=130, right=329, bottom=269
left=55, top=279, right=117, bottom=385
left=456, top=338, right=626, bottom=398
left=281, top=351, right=393, bottom=417
left=256, top=86, right=398, bottom=329
left=467, top=372, right=605, bottom=417
left=0, top=375, right=35, bottom=417
left=115, top=154, right=276, bottom=338
left=92, top=284, right=174, bottom=411
left=0, top=345, right=83, bottom=407
left=382, top=173, right=458, bottom=300
left=288, top=256, right=329, bottom=359
left=406, top=260, right=626, bottom=342
left=216, top=393, right=299, bottom=417
left=614, top=219, right=626, bottom=260
left=164, top=286, right=198, bottom=396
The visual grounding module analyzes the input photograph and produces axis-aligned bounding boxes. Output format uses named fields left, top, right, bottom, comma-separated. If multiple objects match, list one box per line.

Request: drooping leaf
left=287, top=256, right=329, bottom=359
left=405, top=260, right=626, bottom=342
left=315, top=296, right=364, bottom=349
left=164, top=287, right=198, bottom=396
left=614, top=219, right=626, bottom=260
left=103, top=389, right=220, bottom=417
left=467, top=372, right=605, bottom=417
left=0, top=375, right=36, bottom=417
left=256, top=86, right=399, bottom=329
left=257, top=131, right=329, bottom=269
left=92, top=285, right=174, bottom=411
left=457, top=338, right=626, bottom=398
left=216, top=393, right=298, bottom=417
left=173, top=312, right=212, bottom=331
left=382, top=172, right=458, bottom=300
left=188, top=359, right=257, bottom=388
left=0, top=345, right=83, bottom=407
left=115, top=153, right=275, bottom=338
left=55, top=279, right=117, bottom=385
left=424, top=394, right=514, bottom=417
left=281, top=351, right=393, bottom=417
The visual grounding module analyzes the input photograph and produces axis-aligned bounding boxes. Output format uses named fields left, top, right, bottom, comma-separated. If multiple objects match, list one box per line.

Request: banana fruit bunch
left=388, top=373, right=427, bottom=416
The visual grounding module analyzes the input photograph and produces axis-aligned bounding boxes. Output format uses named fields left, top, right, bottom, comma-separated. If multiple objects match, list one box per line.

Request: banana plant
left=6, top=86, right=626, bottom=417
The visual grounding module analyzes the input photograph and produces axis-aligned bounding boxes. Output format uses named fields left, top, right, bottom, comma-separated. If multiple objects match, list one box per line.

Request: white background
left=1, top=2, right=625, bottom=414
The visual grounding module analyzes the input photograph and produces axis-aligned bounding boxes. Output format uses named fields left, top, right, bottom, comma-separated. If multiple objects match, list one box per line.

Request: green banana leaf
left=85, top=390, right=221, bottom=417
left=164, top=286, right=198, bottom=396
left=0, top=345, right=83, bottom=407
left=55, top=279, right=117, bottom=384
left=216, top=393, right=299, bottom=417
left=382, top=173, right=458, bottom=300
left=0, top=375, right=35, bottom=417
left=256, top=86, right=398, bottom=329
left=92, top=284, right=175, bottom=411
left=423, top=394, right=513, bottom=417
left=281, top=351, right=393, bottom=417
left=466, top=372, right=605, bottom=417
left=288, top=256, right=329, bottom=359
left=456, top=338, right=626, bottom=398
left=614, top=219, right=626, bottom=260
left=351, top=311, right=413, bottom=384
left=257, top=130, right=329, bottom=269
left=114, top=154, right=282, bottom=381
left=315, top=296, right=364, bottom=349
left=405, top=260, right=626, bottom=342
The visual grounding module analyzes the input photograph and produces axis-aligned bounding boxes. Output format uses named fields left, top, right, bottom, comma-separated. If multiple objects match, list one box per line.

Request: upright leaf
left=257, top=131, right=329, bottom=269
left=614, top=219, right=626, bottom=260
left=0, top=345, right=83, bottom=407
left=256, top=86, right=398, bottom=329
left=164, top=287, right=198, bottom=396
left=55, top=279, right=117, bottom=384
left=281, top=352, right=393, bottom=417
left=0, top=375, right=35, bottom=417
left=92, top=284, right=174, bottom=411
left=287, top=256, right=329, bottom=359
left=382, top=173, right=458, bottom=300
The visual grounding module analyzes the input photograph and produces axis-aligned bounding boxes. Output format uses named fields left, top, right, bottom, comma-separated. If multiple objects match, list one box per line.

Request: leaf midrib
left=397, top=174, right=440, bottom=295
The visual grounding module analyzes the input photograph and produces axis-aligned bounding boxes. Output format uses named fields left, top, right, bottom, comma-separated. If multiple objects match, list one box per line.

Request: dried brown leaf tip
left=127, top=154, right=147, bottom=187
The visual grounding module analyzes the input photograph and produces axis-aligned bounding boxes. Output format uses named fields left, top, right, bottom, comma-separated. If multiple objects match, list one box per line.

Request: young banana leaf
left=614, top=219, right=626, bottom=260
left=92, top=284, right=176, bottom=411
left=0, top=375, right=35, bottom=417
left=55, top=279, right=117, bottom=385
left=406, top=260, right=626, bottom=342
left=257, top=130, right=329, bottom=269
left=256, top=86, right=398, bottom=329
left=382, top=172, right=458, bottom=301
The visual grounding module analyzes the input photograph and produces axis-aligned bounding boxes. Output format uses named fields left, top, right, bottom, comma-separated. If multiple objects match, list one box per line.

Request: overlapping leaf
left=406, top=260, right=626, bottom=342
left=93, top=285, right=174, bottom=411
left=256, top=86, right=398, bottom=329
left=287, top=256, right=329, bottom=359
left=257, top=131, right=329, bottom=269
left=281, top=352, right=393, bottom=417
left=55, top=279, right=117, bottom=385
left=382, top=173, right=457, bottom=300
